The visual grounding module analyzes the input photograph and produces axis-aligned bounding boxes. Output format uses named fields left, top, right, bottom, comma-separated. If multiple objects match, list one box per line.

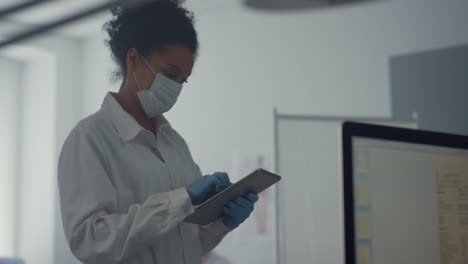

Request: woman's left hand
left=222, top=192, right=259, bottom=229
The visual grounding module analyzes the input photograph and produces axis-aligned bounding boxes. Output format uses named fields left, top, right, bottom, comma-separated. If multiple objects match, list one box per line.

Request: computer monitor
left=342, top=122, right=468, bottom=264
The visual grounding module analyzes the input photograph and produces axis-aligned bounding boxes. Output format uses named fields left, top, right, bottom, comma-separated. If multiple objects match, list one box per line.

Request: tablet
left=183, top=168, right=282, bottom=225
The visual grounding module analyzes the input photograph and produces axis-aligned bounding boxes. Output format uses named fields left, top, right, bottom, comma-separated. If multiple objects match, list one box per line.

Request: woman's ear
left=126, top=48, right=139, bottom=74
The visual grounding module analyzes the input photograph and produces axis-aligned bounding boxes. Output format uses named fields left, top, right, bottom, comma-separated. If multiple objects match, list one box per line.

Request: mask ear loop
left=133, top=71, right=143, bottom=91
left=140, top=55, right=158, bottom=75
left=132, top=55, right=157, bottom=92
left=124, top=75, right=131, bottom=91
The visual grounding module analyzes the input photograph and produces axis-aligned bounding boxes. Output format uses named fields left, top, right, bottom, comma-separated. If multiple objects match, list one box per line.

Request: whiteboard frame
left=272, top=109, right=418, bottom=264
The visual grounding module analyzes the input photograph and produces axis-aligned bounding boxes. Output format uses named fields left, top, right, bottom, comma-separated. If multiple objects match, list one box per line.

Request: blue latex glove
left=222, top=192, right=259, bottom=229
left=186, top=172, right=232, bottom=205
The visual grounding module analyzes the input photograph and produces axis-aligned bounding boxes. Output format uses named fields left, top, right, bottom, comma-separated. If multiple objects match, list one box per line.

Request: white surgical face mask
left=133, top=56, right=183, bottom=118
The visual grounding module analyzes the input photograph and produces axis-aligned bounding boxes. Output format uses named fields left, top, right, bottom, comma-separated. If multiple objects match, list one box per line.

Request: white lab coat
left=58, top=93, right=231, bottom=264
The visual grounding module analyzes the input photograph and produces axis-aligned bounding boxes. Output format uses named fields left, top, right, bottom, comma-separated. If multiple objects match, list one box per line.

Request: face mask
left=133, top=56, right=183, bottom=118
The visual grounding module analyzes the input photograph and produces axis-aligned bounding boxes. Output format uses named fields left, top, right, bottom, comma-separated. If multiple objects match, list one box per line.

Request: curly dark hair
left=103, top=0, right=198, bottom=81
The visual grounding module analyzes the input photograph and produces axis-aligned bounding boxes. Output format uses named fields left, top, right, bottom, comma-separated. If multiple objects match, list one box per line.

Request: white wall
left=0, top=57, right=21, bottom=257
left=0, top=44, right=57, bottom=263
left=0, top=23, right=84, bottom=263
left=16, top=54, right=57, bottom=264
left=76, top=0, right=468, bottom=262
left=81, top=34, right=120, bottom=117
left=52, top=37, right=87, bottom=264
left=18, top=34, right=84, bottom=264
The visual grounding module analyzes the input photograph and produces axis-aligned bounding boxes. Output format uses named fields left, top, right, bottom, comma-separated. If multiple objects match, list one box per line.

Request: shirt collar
left=101, top=92, right=171, bottom=142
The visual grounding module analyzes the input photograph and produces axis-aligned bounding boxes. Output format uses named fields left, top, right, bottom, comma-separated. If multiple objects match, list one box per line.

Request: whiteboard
left=275, top=117, right=417, bottom=264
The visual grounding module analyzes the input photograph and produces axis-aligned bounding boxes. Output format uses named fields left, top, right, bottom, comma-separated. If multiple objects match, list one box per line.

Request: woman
left=57, top=1, right=258, bottom=263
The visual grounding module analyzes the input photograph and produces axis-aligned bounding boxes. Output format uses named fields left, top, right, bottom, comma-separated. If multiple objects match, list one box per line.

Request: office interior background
left=0, top=0, right=468, bottom=263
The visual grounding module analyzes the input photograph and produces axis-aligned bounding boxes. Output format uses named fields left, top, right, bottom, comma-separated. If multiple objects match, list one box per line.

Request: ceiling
left=0, top=0, right=240, bottom=39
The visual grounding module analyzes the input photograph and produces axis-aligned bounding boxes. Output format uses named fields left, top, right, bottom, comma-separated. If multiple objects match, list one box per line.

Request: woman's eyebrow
left=168, top=64, right=181, bottom=72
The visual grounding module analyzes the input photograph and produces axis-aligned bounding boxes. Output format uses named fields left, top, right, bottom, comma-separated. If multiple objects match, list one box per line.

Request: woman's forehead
left=150, top=45, right=194, bottom=73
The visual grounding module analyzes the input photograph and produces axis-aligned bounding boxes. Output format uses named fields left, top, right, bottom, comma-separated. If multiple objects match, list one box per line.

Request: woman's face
left=127, top=44, right=195, bottom=93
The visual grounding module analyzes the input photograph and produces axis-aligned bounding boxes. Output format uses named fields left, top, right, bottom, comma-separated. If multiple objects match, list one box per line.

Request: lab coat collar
left=102, top=92, right=171, bottom=142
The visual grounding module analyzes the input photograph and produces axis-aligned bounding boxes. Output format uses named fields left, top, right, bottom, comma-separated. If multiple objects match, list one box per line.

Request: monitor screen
left=344, top=124, right=468, bottom=264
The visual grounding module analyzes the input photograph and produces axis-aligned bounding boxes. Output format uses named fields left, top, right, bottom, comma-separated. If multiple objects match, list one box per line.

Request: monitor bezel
left=342, top=121, right=468, bottom=264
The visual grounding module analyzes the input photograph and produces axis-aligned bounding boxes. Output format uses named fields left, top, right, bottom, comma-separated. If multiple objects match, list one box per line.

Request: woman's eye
left=166, top=73, right=177, bottom=79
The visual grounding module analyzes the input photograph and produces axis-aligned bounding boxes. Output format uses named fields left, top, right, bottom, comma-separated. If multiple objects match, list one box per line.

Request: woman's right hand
left=186, top=172, right=232, bottom=205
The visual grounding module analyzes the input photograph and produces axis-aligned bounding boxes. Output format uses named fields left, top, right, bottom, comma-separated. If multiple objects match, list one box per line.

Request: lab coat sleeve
left=199, top=218, right=232, bottom=254
left=58, top=128, right=195, bottom=264
left=171, top=130, right=233, bottom=254
left=190, top=164, right=232, bottom=254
